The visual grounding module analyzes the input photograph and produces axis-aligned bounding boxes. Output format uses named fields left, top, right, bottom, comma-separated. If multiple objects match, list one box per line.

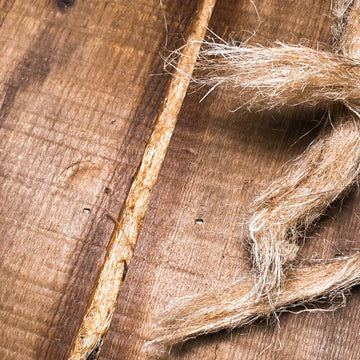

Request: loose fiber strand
left=194, top=43, right=360, bottom=111
left=146, top=254, right=360, bottom=350
left=146, top=0, right=360, bottom=353
left=249, top=107, right=360, bottom=295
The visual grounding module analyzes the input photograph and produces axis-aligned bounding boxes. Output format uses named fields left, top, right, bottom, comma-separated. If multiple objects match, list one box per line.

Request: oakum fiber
left=145, top=0, right=360, bottom=355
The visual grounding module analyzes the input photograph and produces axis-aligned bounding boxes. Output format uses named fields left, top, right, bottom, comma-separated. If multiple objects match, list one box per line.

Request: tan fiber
left=194, top=43, right=360, bottom=111
left=67, top=1, right=217, bottom=359
left=331, top=0, right=354, bottom=47
left=147, top=253, right=360, bottom=349
left=248, top=0, right=360, bottom=298
left=145, top=108, right=360, bottom=352
left=193, top=0, right=360, bottom=111
left=146, top=0, right=360, bottom=353
left=247, top=0, right=360, bottom=297
left=249, top=106, right=360, bottom=296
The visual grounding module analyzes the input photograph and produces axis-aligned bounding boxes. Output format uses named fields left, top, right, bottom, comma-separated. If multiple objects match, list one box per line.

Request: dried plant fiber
left=147, top=253, right=360, bottom=350
left=145, top=107, right=360, bottom=355
left=145, top=0, right=360, bottom=354
left=248, top=0, right=360, bottom=299
left=249, top=106, right=360, bottom=296
left=66, top=0, right=217, bottom=359
left=194, top=44, right=360, bottom=111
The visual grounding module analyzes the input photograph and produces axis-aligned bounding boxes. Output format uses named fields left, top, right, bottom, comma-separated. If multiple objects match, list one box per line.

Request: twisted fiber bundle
left=194, top=43, right=360, bottom=110
left=146, top=0, right=360, bottom=354
left=147, top=253, right=360, bottom=348
left=249, top=106, right=360, bottom=296
left=248, top=0, right=360, bottom=299
left=146, top=108, right=360, bottom=354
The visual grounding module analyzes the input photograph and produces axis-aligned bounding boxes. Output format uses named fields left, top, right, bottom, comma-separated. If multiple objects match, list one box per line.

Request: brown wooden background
left=1, top=0, right=360, bottom=359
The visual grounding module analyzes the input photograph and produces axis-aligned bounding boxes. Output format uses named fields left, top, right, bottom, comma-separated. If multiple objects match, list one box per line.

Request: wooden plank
left=0, top=0, right=200, bottom=359
left=100, top=1, right=360, bottom=359
left=67, top=1, right=216, bottom=358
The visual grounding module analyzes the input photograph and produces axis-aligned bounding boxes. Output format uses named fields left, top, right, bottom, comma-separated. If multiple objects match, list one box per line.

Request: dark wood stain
left=2, top=1, right=360, bottom=360
left=122, top=260, right=128, bottom=282
left=0, top=28, right=52, bottom=126
left=85, top=339, right=102, bottom=360
left=56, top=0, right=76, bottom=11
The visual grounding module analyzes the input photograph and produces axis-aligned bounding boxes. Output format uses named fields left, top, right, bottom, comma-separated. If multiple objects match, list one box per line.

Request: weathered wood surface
left=101, top=1, right=360, bottom=359
left=0, top=0, right=199, bottom=359
left=1, top=0, right=360, bottom=359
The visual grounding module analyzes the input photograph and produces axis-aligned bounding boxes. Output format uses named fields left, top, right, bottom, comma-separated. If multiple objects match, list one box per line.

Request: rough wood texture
left=67, top=0, right=216, bottom=358
left=101, top=1, right=360, bottom=359
left=0, top=0, right=199, bottom=359
left=1, top=1, right=360, bottom=360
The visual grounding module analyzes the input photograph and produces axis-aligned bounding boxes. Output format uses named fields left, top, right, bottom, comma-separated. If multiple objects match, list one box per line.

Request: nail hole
left=104, top=187, right=111, bottom=194
left=56, top=0, right=75, bottom=10
left=83, top=208, right=91, bottom=214
left=195, top=219, right=203, bottom=224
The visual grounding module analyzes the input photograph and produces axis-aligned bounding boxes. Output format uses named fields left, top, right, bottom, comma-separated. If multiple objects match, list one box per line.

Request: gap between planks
left=66, top=0, right=217, bottom=359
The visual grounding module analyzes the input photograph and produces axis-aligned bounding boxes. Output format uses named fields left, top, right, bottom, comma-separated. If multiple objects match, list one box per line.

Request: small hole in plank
left=83, top=208, right=91, bottom=214
left=56, top=0, right=75, bottom=10
left=195, top=218, right=203, bottom=224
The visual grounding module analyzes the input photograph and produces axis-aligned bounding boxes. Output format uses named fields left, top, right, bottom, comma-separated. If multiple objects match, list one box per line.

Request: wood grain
left=2, top=1, right=360, bottom=360
left=67, top=0, right=216, bottom=358
left=0, top=0, right=199, bottom=359
left=100, top=1, right=360, bottom=359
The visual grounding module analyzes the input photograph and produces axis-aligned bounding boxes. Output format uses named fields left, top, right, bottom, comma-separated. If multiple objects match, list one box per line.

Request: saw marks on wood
left=100, top=1, right=360, bottom=359
left=2, top=0, right=360, bottom=359
left=0, top=0, right=199, bottom=359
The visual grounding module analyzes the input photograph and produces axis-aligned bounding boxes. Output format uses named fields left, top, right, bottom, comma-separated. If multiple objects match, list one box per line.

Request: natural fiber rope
left=66, top=1, right=217, bottom=359
left=249, top=106, right=360, bottom=296
left=146, top=0, right=360, bottom=355
left=194, top=44, right=360, bottom=111
left=249, top=0, right=360, bottom=298
left=148, top=253, right=360, bottom=347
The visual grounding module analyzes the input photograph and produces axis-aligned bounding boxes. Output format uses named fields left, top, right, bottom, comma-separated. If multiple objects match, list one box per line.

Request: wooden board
left=2, top=0, right=360, bottom=359
left=0, top=0, right=199, bottom=359
left=101, top=1, right=360, bottom=359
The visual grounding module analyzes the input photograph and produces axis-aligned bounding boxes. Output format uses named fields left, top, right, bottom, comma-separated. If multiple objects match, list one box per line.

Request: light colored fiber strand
left=195, top=43, right=360, bottom=111
left=331, top=0, right=354, bottom=47
left=147, top=253, right=360, bottom=348
left=191, top=1, right=360, bottom=111
left=146, top=0, right=360, bottom=352
left=145, top=107, right=360, bottom=351
left=248, top=0, right=360, bottom=298
left=249, top=106, right=360, bottom=296
left=66, top=1, right=217, bottom=359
